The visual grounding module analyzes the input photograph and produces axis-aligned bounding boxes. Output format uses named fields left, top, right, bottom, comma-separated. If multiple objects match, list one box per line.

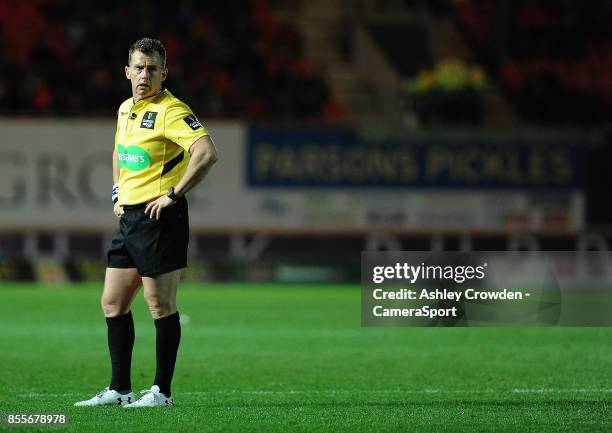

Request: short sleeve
left=164, top=101, right=209, bottom=152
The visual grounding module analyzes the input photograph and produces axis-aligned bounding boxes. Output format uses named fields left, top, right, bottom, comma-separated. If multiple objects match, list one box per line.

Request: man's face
left=125, top=50, right=167, bottom=102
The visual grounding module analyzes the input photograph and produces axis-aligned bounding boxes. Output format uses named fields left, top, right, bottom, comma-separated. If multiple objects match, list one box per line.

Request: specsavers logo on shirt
left=118, top=144, right=151, bottom=171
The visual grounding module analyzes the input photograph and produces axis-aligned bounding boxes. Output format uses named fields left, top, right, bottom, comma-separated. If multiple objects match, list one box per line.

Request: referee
left=75, top=37, right=218, bottom=408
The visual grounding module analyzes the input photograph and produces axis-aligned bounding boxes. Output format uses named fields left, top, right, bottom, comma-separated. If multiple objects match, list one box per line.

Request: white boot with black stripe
left=123, top=385, right=174, bottom=408
left=74, top=387, right=135, bottom=406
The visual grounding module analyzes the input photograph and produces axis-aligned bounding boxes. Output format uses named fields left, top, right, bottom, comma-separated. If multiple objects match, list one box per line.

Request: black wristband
left=167, top=187, right=179, bottom=202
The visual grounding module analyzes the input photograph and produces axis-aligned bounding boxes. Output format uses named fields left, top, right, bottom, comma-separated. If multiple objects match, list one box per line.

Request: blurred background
left=0, top=0, right=611, bottom=284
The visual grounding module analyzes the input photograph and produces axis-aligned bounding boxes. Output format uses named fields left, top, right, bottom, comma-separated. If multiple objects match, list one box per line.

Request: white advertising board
left=0, top=120, right=583, bottom=232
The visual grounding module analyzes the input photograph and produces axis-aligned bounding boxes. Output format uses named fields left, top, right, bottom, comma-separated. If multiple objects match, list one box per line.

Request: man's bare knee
left=101, top=294, right=131, bottom=317
left=145, top=296, right=176, bottom=319
left=101, top=299, right=120, bottom=317
left=142, top=270, right=180, bottom=319
left=101, top=269, right=141, bottom=318
left=100, top=288, right=134, bottom=317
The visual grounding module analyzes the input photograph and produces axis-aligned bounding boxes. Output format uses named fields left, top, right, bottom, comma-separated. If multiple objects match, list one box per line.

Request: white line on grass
left=16, top=389, right=612, bottom=398
left=512, top=388, right=612, bottom=393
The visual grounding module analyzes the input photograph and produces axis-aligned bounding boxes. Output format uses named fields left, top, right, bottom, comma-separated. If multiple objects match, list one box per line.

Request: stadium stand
left=455, top=0, right=612, bottom=125
left=355, top=0, right=489, bottom=125
left=0, top=0, right=611, bottom=285
left=0, top=0, right=334, bottom=119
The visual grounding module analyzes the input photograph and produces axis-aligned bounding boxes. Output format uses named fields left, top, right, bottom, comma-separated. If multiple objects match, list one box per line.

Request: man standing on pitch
left=75, top=37, right=218, bottom=408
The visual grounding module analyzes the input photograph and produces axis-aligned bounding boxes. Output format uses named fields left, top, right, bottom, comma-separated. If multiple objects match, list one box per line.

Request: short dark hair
left=128, top=37, right=166, bottom=68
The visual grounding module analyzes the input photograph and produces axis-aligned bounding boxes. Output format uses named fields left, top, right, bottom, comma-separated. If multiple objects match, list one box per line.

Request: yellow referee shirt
left=115, top=89, right=209, bottom=205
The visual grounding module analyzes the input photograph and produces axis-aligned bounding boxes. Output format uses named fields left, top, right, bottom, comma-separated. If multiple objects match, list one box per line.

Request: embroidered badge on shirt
left=140, top=111, right=158, bottom=129
left=183, top=115, right=203, bottom=130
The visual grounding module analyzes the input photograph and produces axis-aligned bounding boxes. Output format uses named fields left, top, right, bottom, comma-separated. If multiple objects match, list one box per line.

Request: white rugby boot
left=74, top=387, right=135, bottom=406
left=123, top=385, right=174, bottom=408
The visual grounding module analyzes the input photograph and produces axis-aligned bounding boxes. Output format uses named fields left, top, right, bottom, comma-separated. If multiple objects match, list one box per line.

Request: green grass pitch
left=0, top=283, right=611, bottom=432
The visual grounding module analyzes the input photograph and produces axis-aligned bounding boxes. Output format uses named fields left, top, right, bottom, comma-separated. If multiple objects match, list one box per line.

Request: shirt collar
left=131, top=88, right=166, bottom=107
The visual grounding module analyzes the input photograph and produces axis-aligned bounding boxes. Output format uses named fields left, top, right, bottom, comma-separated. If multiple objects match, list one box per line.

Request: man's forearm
left=112, top=149, right=120, bottom=184
left=174, top=146, right=217, bottom=197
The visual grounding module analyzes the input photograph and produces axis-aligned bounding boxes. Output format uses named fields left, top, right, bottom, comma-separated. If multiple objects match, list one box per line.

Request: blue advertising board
left=247, top=126, right=586, bottom=189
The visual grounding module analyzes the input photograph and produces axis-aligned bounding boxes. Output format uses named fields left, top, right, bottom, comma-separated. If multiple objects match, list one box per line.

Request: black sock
left=153, top=312, right=181, bottom=397
left=106, top=311, right=134, bottom=392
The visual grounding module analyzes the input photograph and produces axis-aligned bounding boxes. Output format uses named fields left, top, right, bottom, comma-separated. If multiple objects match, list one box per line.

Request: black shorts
left=107, top=197, right=189, bottom=277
